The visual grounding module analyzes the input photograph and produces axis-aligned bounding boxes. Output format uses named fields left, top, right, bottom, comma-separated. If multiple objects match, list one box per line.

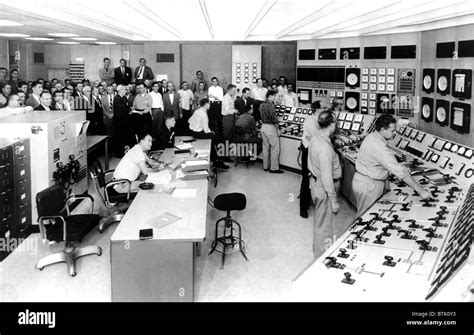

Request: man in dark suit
left=50, top=90, right=65, bottom=110
left=234, top=87, right=254, bottom=115
left=34, top=92, right=52, bottom=111
left=153, top=114, right=176, bottom=151
left=163, top=81, right=182, bottom=125
left=158, top=79, right=168, bottom=96
left=133, top=58, right=154, bottom=84
left=113, top=85, right=134, bottom=157
left=114, top=58, right=132, bottom=85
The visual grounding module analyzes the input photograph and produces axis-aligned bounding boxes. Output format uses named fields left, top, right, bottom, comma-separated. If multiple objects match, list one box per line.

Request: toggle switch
left=406, top=219, right=421, bottom=229
left=383, top=255, right=396, bottom=267
left=341, top=272, right=355, bottom=285
left=374, top=234, right=385, bottom=245
left=381, top=226, right=391, bottom=237
left=338, top=248, right=349, bottom=258
left=400, top=203, right=410, bottom=211
left=399, top=229, right=413, bottom=239
left=325, top=257, right=341, bottom=268
left=347, top=240, right=356, bottom=250
left=417, top=239, right=432, bottom=251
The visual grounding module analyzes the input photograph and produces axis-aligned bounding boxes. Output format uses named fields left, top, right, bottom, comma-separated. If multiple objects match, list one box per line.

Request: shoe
left=300, top=210, right=308, bottom=219
left=264, top=168, right=269, bottom=171
left=214, top=161, right=229, bottom=169
left=222, top=157, right=234, bottom=163
left=269, top=170, right=284, bottom=174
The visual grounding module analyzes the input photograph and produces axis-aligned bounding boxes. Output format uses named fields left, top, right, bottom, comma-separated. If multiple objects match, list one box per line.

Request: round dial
left=347, top=73, right=358, bottom=86
left=444, top=142, right=452, bottom=151
left=458, top=147, right=466, bottom=155
left=438, top=76, right=448, bottom=91
left=465, top=149, right=473, bottom=159
left=436, top=106, right=446, bottom=123
left=346, top=97, right=357, bottom=109
left=450, top=144, right=458, bottom=153
left=423, top=75, right=432, bottom=90
left=465, top=168, right=473, bottom=179
left=422, top=104, right=431, bottom=118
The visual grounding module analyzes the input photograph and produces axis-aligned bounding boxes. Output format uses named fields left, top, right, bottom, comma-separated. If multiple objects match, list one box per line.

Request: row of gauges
left=337, top=121, right=361, bottom=132
left=282, top=114, right=306, bottom=124
left=422, top=68, right=472, bottom=99
left=235, top=62, right=258, bottom=84
left=337, top=113, right=364, bottom=132
left=421, top=98, right=470, bottom=134
left=345, top=67, right=415, bottom=94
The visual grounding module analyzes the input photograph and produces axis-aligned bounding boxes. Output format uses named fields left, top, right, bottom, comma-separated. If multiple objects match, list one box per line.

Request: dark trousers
left=222, top=114, right=235, bottom=140
left=176, top=109, right=192, bottom=135
left=209, top=101, right=223, bottom=136
left=131, top=112, right=152, bottom=138
left=299, top=144, right=311, bottom=212
left=191, top=131, right=224, bottom=162
left=151, top=108, right=164, bottom=139
left=253, top=100, right=263, bottom=122
left=114, top=121, right=134, bottom=157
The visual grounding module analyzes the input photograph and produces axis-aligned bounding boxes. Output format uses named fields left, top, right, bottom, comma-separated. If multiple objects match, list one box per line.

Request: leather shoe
left=269, top=170, right=284, bottom=174
left=300, top=210, right=308, bottom=219
left=214, top=161, right=229, bottom=169
left=264, top=168, right=269, bottom=171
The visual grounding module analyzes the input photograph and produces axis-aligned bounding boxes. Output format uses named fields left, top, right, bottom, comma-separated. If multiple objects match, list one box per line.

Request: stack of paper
left=175, top=143, right=193, bottom=151
left=181, top=159, right=209, bottom=172
left=146, top=170, right=172, bottom=184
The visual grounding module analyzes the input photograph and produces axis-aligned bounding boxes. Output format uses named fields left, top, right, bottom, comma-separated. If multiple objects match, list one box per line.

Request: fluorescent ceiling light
left=26, top=37, right=54, bottom=41
left=48, top=33, right=80, bottom=37
left=0, top=20, right=23, bottom=26
left=71, top=37, right=97, bottom=41
left=57, top=41, right=80, bottom=44
left=95, top=41, right=116, bottom=44
left=0, top=33, right=30, bottom=37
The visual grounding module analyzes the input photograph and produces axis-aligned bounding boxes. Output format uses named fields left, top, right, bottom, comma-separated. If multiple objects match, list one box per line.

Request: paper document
left=182, top=160, right=208, bottom=167
left=169, top=180, right=187, bottom=188
left=172, top=189, right=197, bottom=198
left=145, top=212, right=181, bottom=230
left=175, top=143, right=193, bottom=150
left=146, top=170, right=172, bottom=184
left=176, top=170, right=186, bottom=179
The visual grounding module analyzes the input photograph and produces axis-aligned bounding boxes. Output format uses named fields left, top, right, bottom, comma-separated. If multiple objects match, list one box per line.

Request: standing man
left=62, top=87, right=73, bottom=111
left=250, top=78, right=267, bottom=122
left=102, top=86, right=115, bottom=132
left=299, top=100, right=321, bottom=218
left=260, top=90, right=283, bottom=174
left=193, top=81, right=208, bottom=110
left=25, top=81, right=42, bottom=108
left=8, top=69, right=20, bottom=94
left=276, top=76, right=288, bottom=105
left=308, top=110, right=344, bottom=258
left=149, top=81, right=164, bottom=140
left=158, top=79, right=168, bottom=96
left=99, top=57, right=115, bottom=86
left=134, top=58, right=154, bottom=84
left=113, top=85, right=133, bottom=157
left=191, top=70, right=208, bottom=93
left=353, top=114, right=431, bottom=217
left=235, top=87, right=254, bottom=115
left=221, top=84, right=238, bottom=141
left=208, top=77, right=224, bottom=136
left=163, top=81, right=182, bottom=130
left=131, top=82, right=153, bottom=137
left=114, top=58, right=132, bottom=85
left=0, top=83, right=11, bottom=107
left=282, top=83, right=298, bottom=107
left=177, top=81, right=194, bottom=134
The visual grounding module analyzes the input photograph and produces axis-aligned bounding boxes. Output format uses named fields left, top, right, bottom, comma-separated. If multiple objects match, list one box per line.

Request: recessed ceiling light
left=26, top=37, right=54, bottom=41
left=48, top=33, right=79, bottom=37
left=57, top=41, right=80, bottom=45
left=95, top=41, right=117, bottom=45
left=0, top=20, right=23, bottom=26
left=0, top=33, right=30, bottom=37
left=71, top=37, right=97, bottom=41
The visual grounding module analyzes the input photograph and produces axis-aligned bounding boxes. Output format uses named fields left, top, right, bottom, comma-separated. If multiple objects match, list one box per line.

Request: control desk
left=292, top=125, right=473, bottom=302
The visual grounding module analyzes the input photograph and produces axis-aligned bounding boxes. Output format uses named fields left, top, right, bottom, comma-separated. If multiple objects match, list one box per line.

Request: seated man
left=0, top=94, right=33, bottom=118
left=113, top=132, right=167, bottom=193
left=234, top=106, right=262, bottom=159
left=153, top=113, right=176, bottom=151
left=188, top=98, right=229, bottom=169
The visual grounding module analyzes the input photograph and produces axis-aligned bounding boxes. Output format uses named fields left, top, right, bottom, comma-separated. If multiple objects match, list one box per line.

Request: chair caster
left=98, top=226, right=104, bottom=233
left=97, top=247, right=102, bottom=256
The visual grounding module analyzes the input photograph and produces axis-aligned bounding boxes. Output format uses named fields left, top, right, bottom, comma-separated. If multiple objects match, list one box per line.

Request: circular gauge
left=423, top=75, right=432, bottom=90
left=347, top=73, right=358, bottom=86
left=252, top=63, right=257, bottom=67
left=465, top=168, right=473, bottom=179
left=465, top=149, right=473, bottom=159
left=444, top=142, right=452, bottom=151
left=346, top=97, right=357, bottom=109
left=252, top=79, right=257, bottom=83
left=438, top=76, right=448, bottom=91
left=450, top=144, right=458, bottom=153
left=436, top=106, right=446, bottom=123
left=236, top=79, right=241, bottom=83
left=244, top=79, right=249, bottom=83
left=458, top=147, right=466, bottom=155
left=244, top=74, right=249, bottom=78
left=236, top=63, right=241, bottom=68
left=422, top=104, right=431, bottom=118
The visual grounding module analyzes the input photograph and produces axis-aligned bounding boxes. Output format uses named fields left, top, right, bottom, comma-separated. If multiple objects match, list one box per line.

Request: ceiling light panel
left=0, top=33, right=30, bottom=37
left=0, top=19, right=23, bottom=26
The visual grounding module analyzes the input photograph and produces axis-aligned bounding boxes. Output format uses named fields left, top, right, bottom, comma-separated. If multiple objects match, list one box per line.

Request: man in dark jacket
left=154, top=114, right=176, bottom=151
left=234, top=87, right=254, bottom=115
left=113, top=85, right=134, bottom=157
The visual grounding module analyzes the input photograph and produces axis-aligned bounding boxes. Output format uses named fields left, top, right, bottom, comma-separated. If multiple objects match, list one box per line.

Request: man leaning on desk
left=113, top=132, right=168, bottom=193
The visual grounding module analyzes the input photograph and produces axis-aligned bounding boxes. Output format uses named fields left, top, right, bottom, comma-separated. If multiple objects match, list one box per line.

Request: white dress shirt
left=177, top=89, right=194, bottom=110
left=222, top=93, right=236, bottom=116
left=188, top=107, right=211, bottom=133
left=150, top=91, right=164, bottom=109
left=251, top=87, right=267, bottom=101
left=208, top=86, right=224, bottom=102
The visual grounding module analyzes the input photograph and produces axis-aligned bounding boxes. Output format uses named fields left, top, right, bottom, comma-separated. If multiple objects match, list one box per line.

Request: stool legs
left=232, top=219, right=248, bottom=262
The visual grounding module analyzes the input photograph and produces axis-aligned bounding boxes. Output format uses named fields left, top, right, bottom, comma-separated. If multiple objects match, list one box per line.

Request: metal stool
left=209, top=193, right=249, bottom=269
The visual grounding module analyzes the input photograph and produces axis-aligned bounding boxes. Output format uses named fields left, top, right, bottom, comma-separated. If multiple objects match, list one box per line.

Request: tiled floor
left=0, top=156, right=356, bottom=302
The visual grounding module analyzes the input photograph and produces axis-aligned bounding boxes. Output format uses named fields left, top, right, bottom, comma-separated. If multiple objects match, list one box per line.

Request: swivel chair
left=209, top=193, right=248, bottom=269
left=35, top=185, right=102, bottom=277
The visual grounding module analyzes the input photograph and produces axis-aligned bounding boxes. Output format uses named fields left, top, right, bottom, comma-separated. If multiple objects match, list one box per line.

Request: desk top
left=110, top=137, right=211, bottom=243
left=87, top=135, right=108, bottom=149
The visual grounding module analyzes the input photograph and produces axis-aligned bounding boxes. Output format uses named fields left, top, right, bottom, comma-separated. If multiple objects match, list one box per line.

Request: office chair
left=89, top=160, right=135, bottom=233
left=208, top=193, right=248, bottom=269
left=35, top=185, right=102, bottom=277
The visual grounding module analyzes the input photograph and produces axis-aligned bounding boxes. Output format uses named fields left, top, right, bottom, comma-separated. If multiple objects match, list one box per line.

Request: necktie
left=138, top=66, right=143, bottom=79
left=122, top=67, right=125, bottom=75
left=109, top=95, right=113, bottom=112
left=58, top=103, right=62, bottom=110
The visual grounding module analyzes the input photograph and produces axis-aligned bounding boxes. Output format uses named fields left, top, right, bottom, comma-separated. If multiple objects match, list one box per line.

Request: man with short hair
left=276, top=76, right=288, bottom=105
left=62, top=88, right=73, bottom=111
left=25, top=81, right=43, bottom=108
left=221, top=84, right=238, bottom=140
left=0, top=67, right=7, bottom=85
left=17, top=91, right=26, bottom=106
left=17, top=81, right=28, bottom=96
left=0, top=94, right=33, bottom=118
left=158, top=79, right=168, bottom=96
left=193, top=81, right=208, bottom=110
left=102, top=86, right=115, bottom=129
left=0, top=83, right=11, bottom=107
left=114, top=58, right=132, bottom=85
left=99, top=57, right=115, bottom=86
left=353, top=114, right=431, bottom=217
left=51, top=90, right=65, bottom=110
left=163, top=81, right=182, bottom=127
left=154, top=114, right=176, bottom=151
left=260, top=90, right=283, bottom=173
left=208, top=77, right=224, bottom=136
left=149, top=81, right=164, bottom=140
left=8, top=69, right=20, bottom=94
left=113, top=85, right=133, bottom=158
left=282, top=83, right=298, bottom=107
left=235, top=87, right=254, bottom=115
left=191, top=70, right=208, bottom=93
left=131, top=82, right=153, bottom=137
left=133, top=58, right=154, bottom=84
left=177, top=81, right=194, bottom=133
left=250, top=78, right=267, bottom=122
left=34, top=92, right=52, bottom=111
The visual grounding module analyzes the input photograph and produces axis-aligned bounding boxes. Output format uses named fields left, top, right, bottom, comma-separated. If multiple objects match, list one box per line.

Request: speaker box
left=391, top=45, right=416, bottom=59
left=376, top=94, right=394, bottom=114
left=345, top=67, right=360, bottom=88
left=451, top=69, right=472, bottom=99
left=436, top=42, right=455, bottom=58
left=398, top=69, right=416, bottom=94
left=422, top=68, right=435, bottom=94
left=318, top=48, right=337, bottom=60
left=364, top=46, right=386, bottom=59
left=458, top=40, right=474, bottom=57
left=345, top=92, right=360, bottom=112
left=435, top=99, right=450, bottom=127
left=299, top=49, right=316, bottom=60
left=436, top=69, right=451, bottom=95
left=421, top=97, right=434, bottom=122
left=340, top=47, right=360, bottom=59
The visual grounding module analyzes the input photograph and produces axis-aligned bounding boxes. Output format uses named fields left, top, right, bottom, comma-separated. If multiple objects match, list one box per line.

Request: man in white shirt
left=177, top=81, right=194, bottom=133
left=276, top=76, right=288, bottom=105
left=62, top=88, right=72, bottom=111
left=282, top=83, right=298, bottom=107
left=0, top=94, right=33, bottom=118
left=188, top=98, right=228, bottom=169
left=208, top=77, right=224, bottom=136
left=149, top=81, right=164, bottom=140
left=113, top=132, right=166, bottom=193
left=221, top=84, right=238, bottom=140
left=250, top=78, right=267, bottom=122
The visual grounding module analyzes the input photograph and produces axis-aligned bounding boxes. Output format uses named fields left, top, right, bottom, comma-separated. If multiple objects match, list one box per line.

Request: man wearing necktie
left=114, top=58, right=132, bottom=85
left=134, top=58, right=154, bottom=84
left=99, top=57, right=115, bottom=87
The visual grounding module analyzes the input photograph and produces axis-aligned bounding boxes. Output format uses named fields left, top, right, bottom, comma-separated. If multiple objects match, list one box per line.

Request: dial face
left=436, top=106, right=446, bottom=122
left=450, top=144, right=459, bottom=153
left=423, top=75, right=432, bottom=89
left=422, top=104, right=431, bottom=118
left=347, top=73, right=358, bottom=85
left=458, top=147, right=466, bottom=155
left=465, top=149, right=473, bottom=159
left=346, top=97, right=357, bottom=109
left=444, top=142, right=452, bottom=151
left=438, top=76, right=448, bottom=91
left=465, top=169, right=473, bottom=178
